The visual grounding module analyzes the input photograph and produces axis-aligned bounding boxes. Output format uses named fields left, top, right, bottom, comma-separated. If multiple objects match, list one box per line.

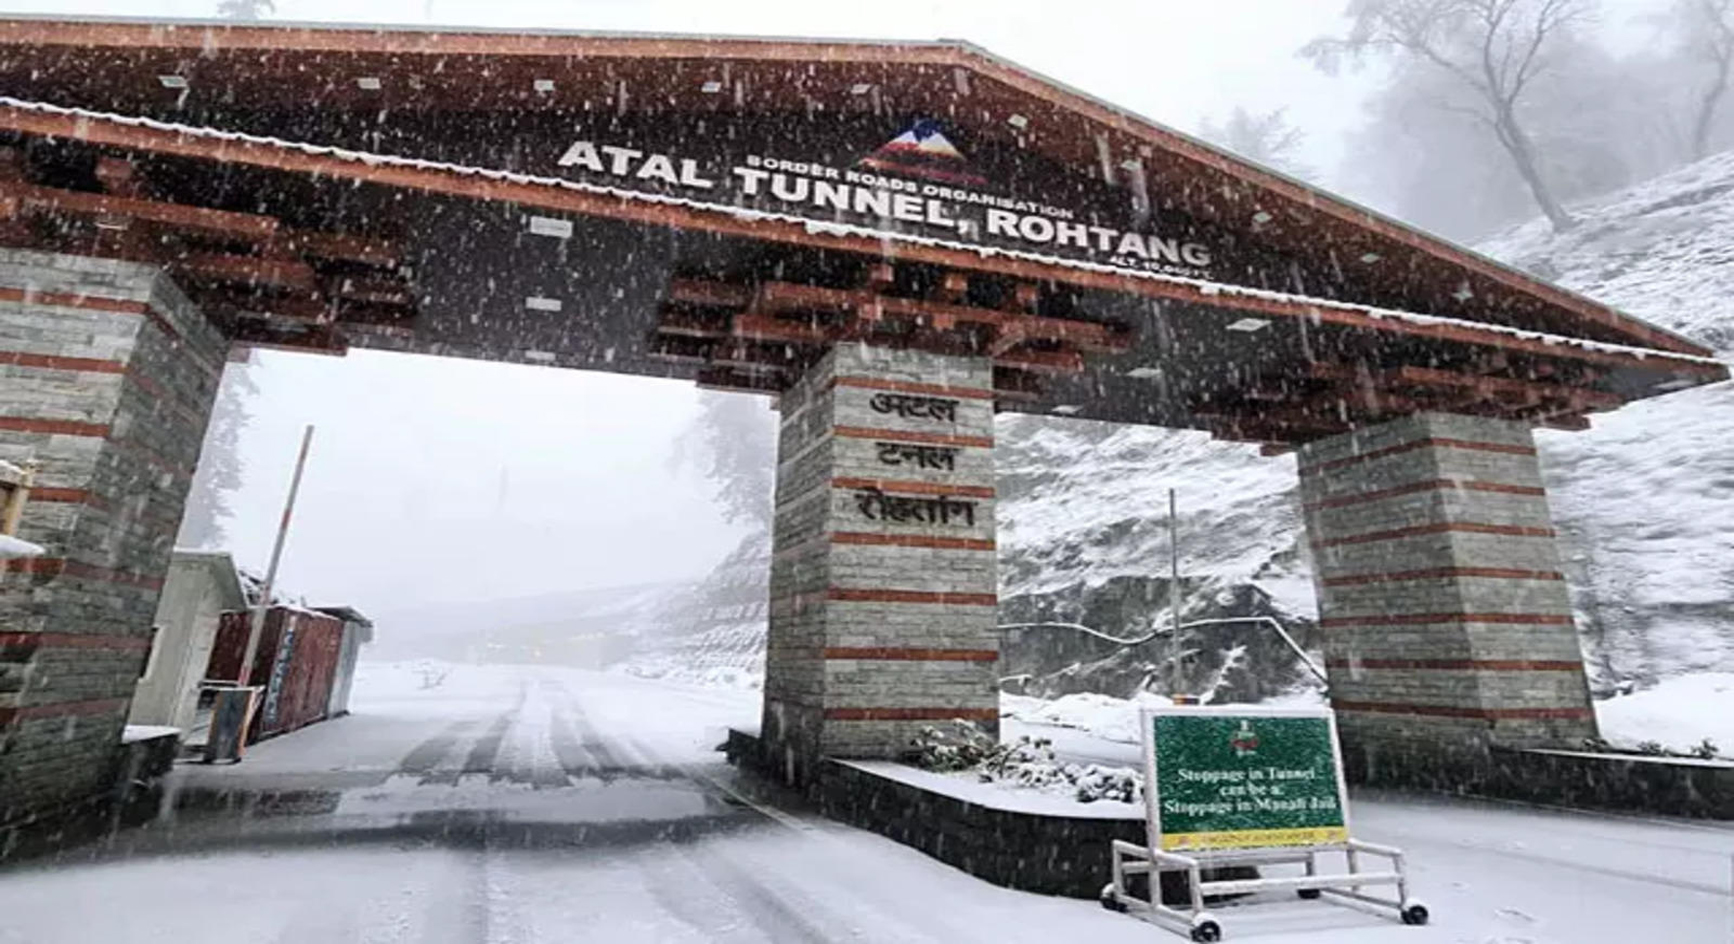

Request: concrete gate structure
left=0, top=17, right=1724, bottom=833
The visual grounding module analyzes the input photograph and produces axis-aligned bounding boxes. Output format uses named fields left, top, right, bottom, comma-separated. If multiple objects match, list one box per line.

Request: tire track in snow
left=539, top=671, right=921, bottom=941
left=463, top=713, right=516, bottom=777
left=458, top=680, right=529, bottom=783
left=398, top=718, right=478, bottom=778
left=543, top=678, right=655, bottom=781
left=415, top=710, right=513, bottom=787
left=593, top=731, right=848, bottom=943
left=584, top=688, right=964, bottom=943
left=633, top=845, right=766, bottom=942
left=510, top=683, right=569, bottom=790
left=1450, top=838, right=1731, bottom=897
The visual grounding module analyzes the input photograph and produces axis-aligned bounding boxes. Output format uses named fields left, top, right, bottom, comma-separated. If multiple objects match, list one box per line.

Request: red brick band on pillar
left=1312, top=521, right=1556, bottom=548
left=824, top=707, right=1000, bottom=722
left=0, top=417, right=111, bottom=437
left=1319, top=612, right=1574, bottom=627
left=0, top=350, right=128, bottom=373
left=1323, top=658, right=1585, bottom=671
left=24, top=487, right=92, bottom=504
left=831, top=476, right=995, bottom=498
left=828, top=588, right=998, bottom=606
left=830, top=376, right=997, bottom=399
left=0, top=558, right=167, bottom=589
left=762, top=345, right=998, bottom=780
left=833, top=426, right=994, bottom=448
left=831, top=532, right=995, bottom=551
left=1297, top=436, right=1537, bottom=476
left=1297, top=412, right=1597, bottom=774
left=1303, top=478, right=1547, bottom=511
left=1321, top=567, right=1564, bottom=586
left=1327, top=701, right=1594, bottom=721
left=0, top=285, right=149, bottom=315
left=824, top=648, right=999, bottom=661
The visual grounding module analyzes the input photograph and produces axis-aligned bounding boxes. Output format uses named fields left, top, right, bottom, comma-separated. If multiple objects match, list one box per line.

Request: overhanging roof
left=0, top=15, right=1721, bottom=444
left=0, top=13, right=1708, bottom=358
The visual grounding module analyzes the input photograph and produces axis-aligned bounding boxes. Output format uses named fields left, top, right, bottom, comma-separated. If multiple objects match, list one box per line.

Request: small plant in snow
left=416, top=663, right=450, bottom=690
left=1072, top=765, right=1140, bottom=804
left=905, top=720, right=997, bottom=771
left=1582, top=734, right=1724, bottom=761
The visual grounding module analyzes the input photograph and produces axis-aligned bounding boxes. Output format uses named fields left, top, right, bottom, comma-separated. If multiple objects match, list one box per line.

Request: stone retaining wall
left=729, top=726, right=1141, bottom=898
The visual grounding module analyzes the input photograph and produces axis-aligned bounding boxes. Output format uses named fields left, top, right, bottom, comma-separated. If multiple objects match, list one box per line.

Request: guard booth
left=1103, top=706, right=1427, bottom=940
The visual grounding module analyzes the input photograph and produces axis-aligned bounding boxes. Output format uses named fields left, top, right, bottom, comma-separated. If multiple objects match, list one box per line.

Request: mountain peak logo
left=857, top=119, right=986, bottom=186
left=1229, top=720, right=1260, bottom=757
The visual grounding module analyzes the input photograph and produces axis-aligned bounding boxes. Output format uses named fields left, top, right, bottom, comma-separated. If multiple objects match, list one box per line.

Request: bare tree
left=669, top=391, right=776, bottom=532
left=1667, top=0, right=1734, bottom=161
left=216, top=0, right=274, bottom=19
left=1197, top=107, right=1313, bottom=180
left=177, top=359, right=259, bottom=550
left=1304, top=0, right=1595, bottom=231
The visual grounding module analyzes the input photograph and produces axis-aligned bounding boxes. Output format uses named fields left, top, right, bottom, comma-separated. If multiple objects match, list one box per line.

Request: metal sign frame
left=1101, top=704, right=1429, bottom=941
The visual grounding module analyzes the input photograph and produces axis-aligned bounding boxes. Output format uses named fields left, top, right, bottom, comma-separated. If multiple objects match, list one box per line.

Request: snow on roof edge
left=0, top=533, right=45, bottom=558
left=0, top=12, right=965, bottom=52
left=4, top=94, right=1722, bottom=373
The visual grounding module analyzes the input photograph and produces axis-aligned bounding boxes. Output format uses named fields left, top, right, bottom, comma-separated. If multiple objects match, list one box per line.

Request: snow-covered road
left=0, top=662, right=1726, bottom=943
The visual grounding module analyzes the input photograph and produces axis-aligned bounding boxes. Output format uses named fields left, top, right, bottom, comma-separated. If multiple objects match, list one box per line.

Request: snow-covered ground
left=0, top=533, right=43, bottom=558
left=1597, top=672, right=1734, bottom=755
left=0, top=660, right=1724, bottom=943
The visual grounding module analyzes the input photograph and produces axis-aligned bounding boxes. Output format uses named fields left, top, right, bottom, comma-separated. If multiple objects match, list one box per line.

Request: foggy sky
left=0, top=0, right=1668, bottom=616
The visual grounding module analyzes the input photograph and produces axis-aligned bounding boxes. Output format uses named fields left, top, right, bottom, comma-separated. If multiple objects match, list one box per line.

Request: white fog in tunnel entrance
left=220, top=350, right=754, bottom=622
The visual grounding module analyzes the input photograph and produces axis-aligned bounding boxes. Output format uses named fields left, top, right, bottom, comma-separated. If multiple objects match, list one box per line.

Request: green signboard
left=1142, top=707, right=1349, bottom=851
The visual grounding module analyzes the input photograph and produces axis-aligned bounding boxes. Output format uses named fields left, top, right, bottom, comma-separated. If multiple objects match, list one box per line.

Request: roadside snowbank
left=1595, top=672, right=1734, bottom=755
left=1001, top=688, right=1326, bottom=746
left=1000, top=692, right=1169, bottom=744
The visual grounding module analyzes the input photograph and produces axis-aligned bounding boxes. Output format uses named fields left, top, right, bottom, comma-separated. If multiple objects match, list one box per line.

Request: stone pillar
left=761, top=344, right=998, bottom=784
left=0, top=250, right=226, bottom=831
left=1297, top=412, right=1596, bottom=786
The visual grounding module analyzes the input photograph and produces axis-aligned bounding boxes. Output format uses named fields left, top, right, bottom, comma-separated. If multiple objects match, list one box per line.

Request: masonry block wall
left=0, top=250, right=225, bottom=829
left=1297, top=412, right=1597, bottom=783
left=762, top=344, right=998, bottom=783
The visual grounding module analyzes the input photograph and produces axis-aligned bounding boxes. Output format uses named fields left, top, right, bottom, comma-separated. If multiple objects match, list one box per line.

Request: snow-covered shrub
left=905, top=719, right=998, bottom=771
left=906, top=721, right=1144, bottom=804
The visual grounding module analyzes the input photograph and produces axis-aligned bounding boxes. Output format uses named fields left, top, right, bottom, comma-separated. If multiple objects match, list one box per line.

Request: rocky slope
left=997, top=150, right=1734, bottom=699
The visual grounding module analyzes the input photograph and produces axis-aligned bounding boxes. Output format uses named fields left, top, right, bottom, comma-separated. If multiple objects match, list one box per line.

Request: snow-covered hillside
left=621, top=150, right=1733, bottom=710
left=1478, top=151, right=1734, bottom=354
left=996, top=150, right=1734, bottom=697
left=1484, top=154, right=1734, bottom=689
left=613, top=530, right=770, bottom=687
